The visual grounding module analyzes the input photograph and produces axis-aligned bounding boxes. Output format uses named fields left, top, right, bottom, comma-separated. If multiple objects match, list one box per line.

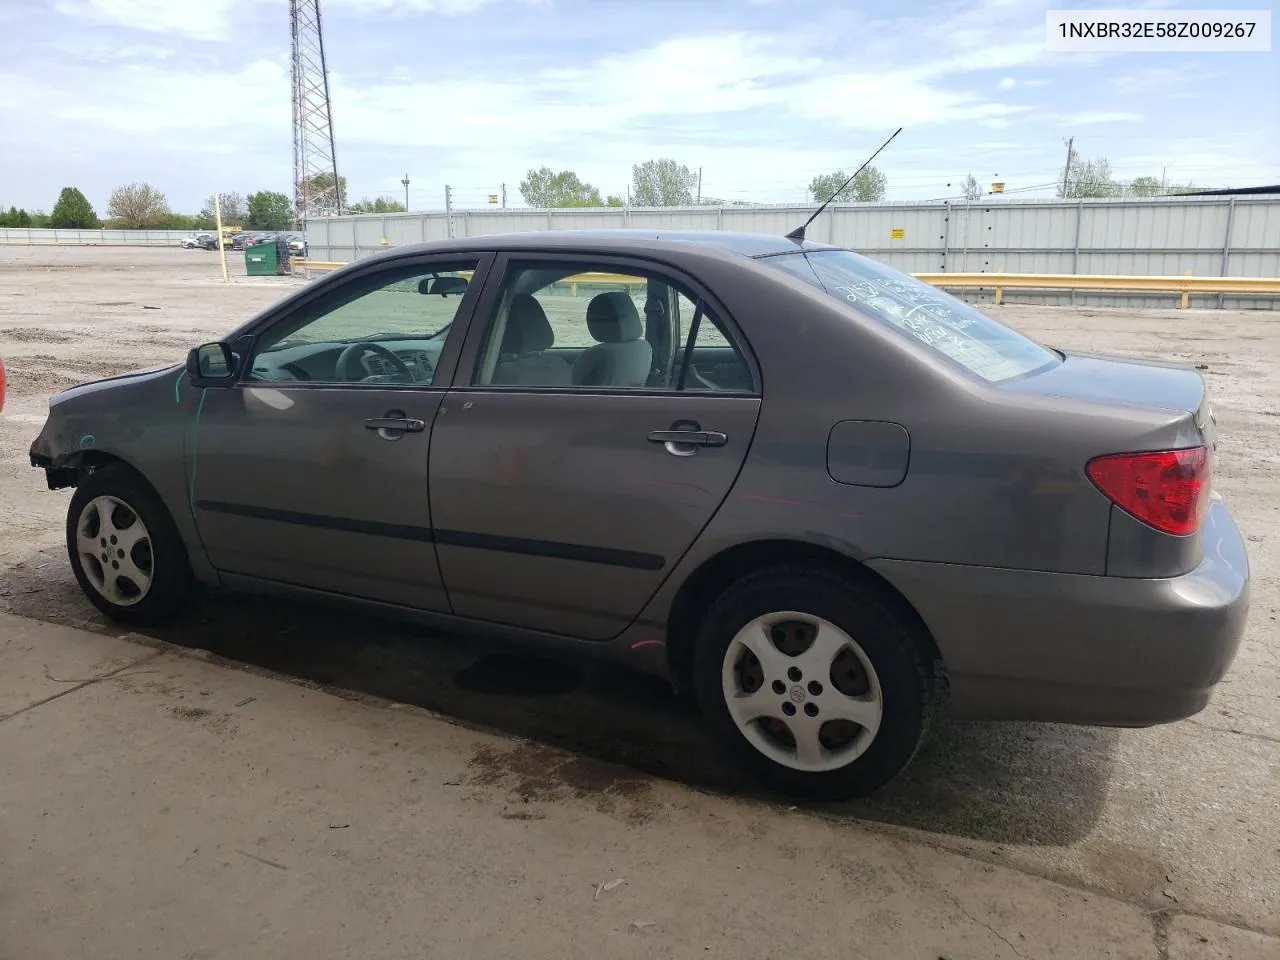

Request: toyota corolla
left=29, top=230, right=1250, bottom=798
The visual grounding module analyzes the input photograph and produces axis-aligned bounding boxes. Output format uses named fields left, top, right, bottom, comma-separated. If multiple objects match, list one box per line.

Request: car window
left=761, top=250, right=1059, bottom=383
left=472, top=261, right=751, bottom=392
left=247, top=261, right=477, bottom=385
left=669, top=289, right=752, bottom=392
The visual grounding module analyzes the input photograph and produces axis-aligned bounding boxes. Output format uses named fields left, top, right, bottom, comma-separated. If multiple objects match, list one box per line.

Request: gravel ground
left=1, top=245, right=1277, bottom=936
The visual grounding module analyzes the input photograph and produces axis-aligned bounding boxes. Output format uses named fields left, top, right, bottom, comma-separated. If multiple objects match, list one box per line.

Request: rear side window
left=471, top=261, right=752, bottom=392
left=762, top=250, right=1059, bottom=382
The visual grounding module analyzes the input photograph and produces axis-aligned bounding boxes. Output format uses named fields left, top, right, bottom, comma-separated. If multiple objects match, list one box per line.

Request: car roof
left=384, top=229, right=840, bottom=260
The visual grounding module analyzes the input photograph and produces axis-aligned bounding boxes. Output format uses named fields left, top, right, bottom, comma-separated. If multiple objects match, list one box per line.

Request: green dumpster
left=245, top=239, right=285, bottom=276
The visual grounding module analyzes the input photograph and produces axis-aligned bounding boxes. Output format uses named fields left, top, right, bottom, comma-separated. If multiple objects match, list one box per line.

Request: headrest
left=586, top=291, right=643, bottom=343
left=419, top=275, right=468, bottom=296
left=501, top=294, right=554, bottom=355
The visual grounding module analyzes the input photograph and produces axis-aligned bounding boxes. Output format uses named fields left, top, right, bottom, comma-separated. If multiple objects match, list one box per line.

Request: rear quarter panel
left=633, top=255, right=1182, bottom=629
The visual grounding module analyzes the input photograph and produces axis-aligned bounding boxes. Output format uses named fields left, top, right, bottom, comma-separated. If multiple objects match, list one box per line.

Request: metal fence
left=0, top=228, right=194, bottom=246
left=305, top=197, right=1280, bottom=309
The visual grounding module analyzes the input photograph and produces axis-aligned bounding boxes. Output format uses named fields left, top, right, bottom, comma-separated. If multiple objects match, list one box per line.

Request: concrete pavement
left=1, top=612, right=1274, bottom=960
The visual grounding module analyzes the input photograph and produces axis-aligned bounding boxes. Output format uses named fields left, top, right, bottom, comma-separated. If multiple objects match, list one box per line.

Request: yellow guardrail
left=290, top=258, right=345, bottom=274
left=916, top=272, right=1280, bottom=309
left=290, top=259, right=1279, bottom=309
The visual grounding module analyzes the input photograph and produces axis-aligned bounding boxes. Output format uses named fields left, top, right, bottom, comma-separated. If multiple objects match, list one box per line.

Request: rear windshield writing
left=762, top=251, right=1058, bottom=382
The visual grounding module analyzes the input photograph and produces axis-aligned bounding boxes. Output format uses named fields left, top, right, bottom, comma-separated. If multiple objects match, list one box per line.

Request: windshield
left=762, top=250, right=1059, bottom=383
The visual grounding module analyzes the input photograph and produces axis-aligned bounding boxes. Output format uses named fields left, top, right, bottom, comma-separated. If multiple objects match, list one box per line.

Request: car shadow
left=0, top=553, right=1116, bottom=846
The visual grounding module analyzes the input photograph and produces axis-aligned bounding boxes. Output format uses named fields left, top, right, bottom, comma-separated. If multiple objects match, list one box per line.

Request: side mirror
left=186, top=342, right=237, bottom=386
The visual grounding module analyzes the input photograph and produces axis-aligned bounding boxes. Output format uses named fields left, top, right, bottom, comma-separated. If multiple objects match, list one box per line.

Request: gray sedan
left=28, top=230, right=1250, bottom=798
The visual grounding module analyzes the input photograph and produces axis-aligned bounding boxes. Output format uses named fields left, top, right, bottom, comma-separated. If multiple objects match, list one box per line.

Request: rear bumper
left=869, top=497, right=1250, bottom=726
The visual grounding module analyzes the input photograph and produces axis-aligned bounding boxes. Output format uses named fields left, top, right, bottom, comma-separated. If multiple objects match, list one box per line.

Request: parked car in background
left=196, top=234, right=219, bottom=251
left=180, top=235, right=206, bottom=249
left=284, top=234, right=307, bottom=257
left=27, top=230, right=1250, bottom=799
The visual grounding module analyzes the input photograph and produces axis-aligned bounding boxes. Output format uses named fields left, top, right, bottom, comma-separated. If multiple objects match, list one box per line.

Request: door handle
left=365, top=417, right=425, bottom=432
left=647, top=427, right=728, bottom=457
left=364, top=416, right=425, bottom=441
left=646, top=430, right=728, bottom=446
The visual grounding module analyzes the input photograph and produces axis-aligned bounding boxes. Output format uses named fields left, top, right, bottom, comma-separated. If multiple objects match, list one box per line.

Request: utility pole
left=697, top=167, right=702, bottom=204
left=1061, top=136, right=1074, bottom=197
left=213, top=194, right=229, bottom=283
left=445, top=184, right=455, bottom=238
left=501, top=183, right=506, bottom=209
left=401, top=173, right=410, bottom=211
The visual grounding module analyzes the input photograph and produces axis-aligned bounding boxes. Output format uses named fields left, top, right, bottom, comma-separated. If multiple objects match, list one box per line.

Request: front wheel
left=693, top=565, right=940, bottom=799
left=66, top=465, right=194, bottom=626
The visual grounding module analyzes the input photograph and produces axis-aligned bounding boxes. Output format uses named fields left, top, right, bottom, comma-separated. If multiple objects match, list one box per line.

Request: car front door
left=189, top=255, right=487, bottom=610
left=429, top=254, right=762, bottom=640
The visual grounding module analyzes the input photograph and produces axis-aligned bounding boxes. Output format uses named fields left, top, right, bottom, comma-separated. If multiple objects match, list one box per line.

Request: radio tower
left=291, top=0, right=341, bottom=226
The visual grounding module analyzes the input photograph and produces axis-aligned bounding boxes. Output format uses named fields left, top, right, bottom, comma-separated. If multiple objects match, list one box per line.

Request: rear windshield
left=761, top=250, right=1059, bottom=382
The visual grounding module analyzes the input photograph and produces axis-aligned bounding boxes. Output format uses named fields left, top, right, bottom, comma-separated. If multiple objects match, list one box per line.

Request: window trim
left=232, top=252, right=494, bottom=392
left=453, top=251, right=760, bottom=397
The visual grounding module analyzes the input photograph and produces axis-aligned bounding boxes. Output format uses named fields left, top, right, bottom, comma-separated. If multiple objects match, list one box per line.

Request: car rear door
left=429, top=253, right=762, bottom=640
left=188, top=254, right=489, bottom=610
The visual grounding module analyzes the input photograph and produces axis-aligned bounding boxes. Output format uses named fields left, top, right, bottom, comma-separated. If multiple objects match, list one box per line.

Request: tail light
left=1086, top=446, right=1211, bottom=536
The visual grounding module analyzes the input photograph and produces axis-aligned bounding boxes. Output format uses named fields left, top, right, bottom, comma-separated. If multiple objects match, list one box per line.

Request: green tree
left=808, top=166, right=887, bottom=203
left=299, top=172, right=347, bottom=212
left=962, top=174, right=982, bottom=200
left=49, top=187, right=100, bottom=228
left=107, top=182, right=170, bottom=228
left=518, top=167, right=604, bottom=207
left=605, top=194, right=625, bottom=207
left=631, top=159, right=696, bottom=206
left=1057, top=149, right=1119, bottom=198
left=163, top=212, right=198, bottom=230
left=0, top=206, right=33, bottom=227
left=198, top=192, right=248, bottom=227
left=1129, top=176, right=1162, bottom=197
left=246, top=190, right=295, bottom=229
left=347, top=195, right=407, bottom=214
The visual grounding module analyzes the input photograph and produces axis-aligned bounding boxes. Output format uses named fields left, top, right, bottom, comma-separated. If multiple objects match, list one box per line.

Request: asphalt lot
left=1, top=245, right=1277, bottom=940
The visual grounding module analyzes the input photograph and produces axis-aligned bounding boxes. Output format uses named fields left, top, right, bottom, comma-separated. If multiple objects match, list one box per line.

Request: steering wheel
left=335, top=342, right=414, bottom=382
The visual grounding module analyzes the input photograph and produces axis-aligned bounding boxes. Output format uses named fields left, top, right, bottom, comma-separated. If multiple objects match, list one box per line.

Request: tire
left=65, top=465, right=194, bottom=626
left=692, top=565, right=939, bottom=800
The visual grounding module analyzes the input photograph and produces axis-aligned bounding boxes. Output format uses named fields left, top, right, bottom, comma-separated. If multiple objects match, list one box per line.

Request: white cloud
left=1057, top=111, right=1142, bottom=125
left=4, top=0, right=1271, bottom=210
left=3, top=59, right=290, bottom=136
left=51, top=0, right=242, bottom=41
left=324, top=0, right=546, bottom=14
left=44, top=37, right=177, bottom=61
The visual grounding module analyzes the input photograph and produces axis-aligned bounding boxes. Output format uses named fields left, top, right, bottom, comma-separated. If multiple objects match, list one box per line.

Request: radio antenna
left=786, top=127, right=902, bottom=242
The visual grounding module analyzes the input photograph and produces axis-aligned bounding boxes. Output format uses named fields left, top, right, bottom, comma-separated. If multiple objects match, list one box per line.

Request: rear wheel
left=66, top=466, right=193, bottom=625
left=693, top=565, right=938, bottom=799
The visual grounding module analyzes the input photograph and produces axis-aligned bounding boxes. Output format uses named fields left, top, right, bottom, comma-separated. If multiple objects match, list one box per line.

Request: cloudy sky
left=0, top=0, right=1275, bottom=214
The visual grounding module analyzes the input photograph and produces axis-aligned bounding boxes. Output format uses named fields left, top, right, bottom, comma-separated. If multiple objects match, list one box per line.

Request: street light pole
left=401, top=174, right=410, bottom=211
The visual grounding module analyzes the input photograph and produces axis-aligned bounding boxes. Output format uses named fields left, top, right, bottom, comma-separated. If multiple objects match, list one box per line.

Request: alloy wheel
left=75, top=495, right=154, bottom=607
left=720, top=611, right=883, bottom=772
